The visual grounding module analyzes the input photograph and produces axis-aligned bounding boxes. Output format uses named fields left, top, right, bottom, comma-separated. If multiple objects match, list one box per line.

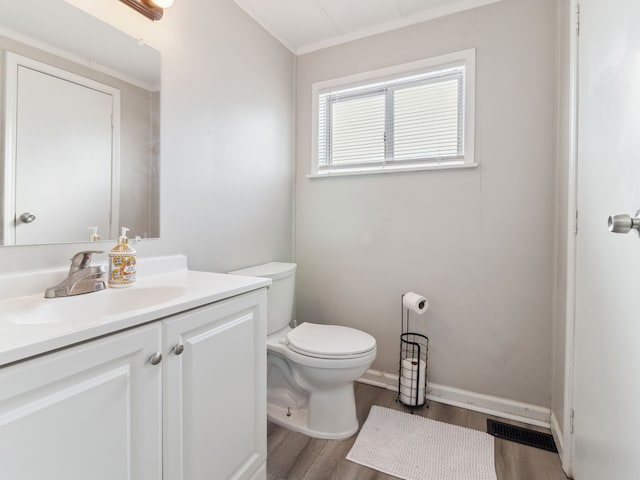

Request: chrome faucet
left=44, top=250, right=106, bottom=298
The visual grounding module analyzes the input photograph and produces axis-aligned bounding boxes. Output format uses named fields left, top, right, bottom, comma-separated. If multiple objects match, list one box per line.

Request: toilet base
left=265, top=328, right=375, bottom=440
left=267, top=403, right=359, bottom=440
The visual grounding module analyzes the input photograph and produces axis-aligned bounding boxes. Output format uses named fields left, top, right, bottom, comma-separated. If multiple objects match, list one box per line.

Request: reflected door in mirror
left=0, top=0, right=161, bottom=246
left=5, top=54, right=120, bottom=245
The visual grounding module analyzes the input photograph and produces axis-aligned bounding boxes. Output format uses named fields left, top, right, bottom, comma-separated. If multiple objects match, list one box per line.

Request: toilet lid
left=286, top=323, right=376, bottom=358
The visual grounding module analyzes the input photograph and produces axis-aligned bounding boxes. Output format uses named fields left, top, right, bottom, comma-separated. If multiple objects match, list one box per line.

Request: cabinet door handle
left=174, top=344, right=185, bottom=355
left=149, top=352, right=163, bottom=365
left=19, top=212, right=36, bottom=224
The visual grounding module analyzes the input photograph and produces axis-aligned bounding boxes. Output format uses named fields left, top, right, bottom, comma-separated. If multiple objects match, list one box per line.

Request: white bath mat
left=347, top=406, right=497, bottom=480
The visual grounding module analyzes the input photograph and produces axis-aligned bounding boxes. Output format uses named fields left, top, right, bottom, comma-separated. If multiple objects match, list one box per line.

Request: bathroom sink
left=100, top=283, right=193, bottom=314
left=3, top=282, right=194, bottom=326
left=0, top=255, right=273, bottom=367
left=1, top=297, right=63, bottom=325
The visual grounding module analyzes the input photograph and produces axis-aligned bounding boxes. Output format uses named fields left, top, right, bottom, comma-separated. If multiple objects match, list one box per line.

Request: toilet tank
left=228, top=262, right=296, bottom=335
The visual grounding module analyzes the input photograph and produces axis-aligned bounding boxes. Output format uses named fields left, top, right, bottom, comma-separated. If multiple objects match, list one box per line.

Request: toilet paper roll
left=400, top=382, right=425, bottom=397
left=400, top=394, right=424, bottom=407
left=400, top=391, right=426, bottom=407
left=402, top=292, right=429, bottom=314
left=400, top=385, right=424, bottom=403
left=400, top=386, right=425, bottom=407
left=399, top=358, right=426, bottom=406
left=401, top=368, right=425, bottom=382
left=400, top=375, right=425, bottom=388
left=401, top=358, right=426, bottom=382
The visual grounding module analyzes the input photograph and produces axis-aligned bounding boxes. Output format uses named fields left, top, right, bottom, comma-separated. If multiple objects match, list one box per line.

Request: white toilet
left=229, top=262, right=376, bottom=439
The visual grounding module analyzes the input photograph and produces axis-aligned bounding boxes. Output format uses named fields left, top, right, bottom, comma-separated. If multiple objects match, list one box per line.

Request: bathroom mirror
left=0, top=0, right=160, bottom=246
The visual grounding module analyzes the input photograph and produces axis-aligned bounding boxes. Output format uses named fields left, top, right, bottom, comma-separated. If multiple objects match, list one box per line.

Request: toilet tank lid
left=229, top=262, right=296, bottom=280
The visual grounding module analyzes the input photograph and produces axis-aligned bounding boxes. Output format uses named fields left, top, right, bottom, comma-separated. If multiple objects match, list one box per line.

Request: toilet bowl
left=229, top=262, right=376, bottom=439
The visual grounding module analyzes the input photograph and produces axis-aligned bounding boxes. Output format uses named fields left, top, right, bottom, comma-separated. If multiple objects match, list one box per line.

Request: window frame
left=310, top=48, right=476, bottom=178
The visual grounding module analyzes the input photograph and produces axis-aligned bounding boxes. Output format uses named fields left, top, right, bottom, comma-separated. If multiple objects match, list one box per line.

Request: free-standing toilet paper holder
left=398, top=292, right=429, bottom=408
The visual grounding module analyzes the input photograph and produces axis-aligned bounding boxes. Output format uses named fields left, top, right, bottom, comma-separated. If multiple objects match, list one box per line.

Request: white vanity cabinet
left=0, top=322, right=163, bottom=480
left=163, top=289, right=267, bottom=480
left=0, top=287, right=267, bottom=480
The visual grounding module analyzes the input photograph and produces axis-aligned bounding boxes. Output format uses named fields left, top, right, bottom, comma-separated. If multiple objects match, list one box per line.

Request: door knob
left=608, top=210, right=640, bottom=234
left=173, top=344, right=185, bottom=355
left=19, top=212, right=36, bottom=224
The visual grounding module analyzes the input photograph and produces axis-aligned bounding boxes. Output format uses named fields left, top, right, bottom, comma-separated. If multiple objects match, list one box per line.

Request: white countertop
left=0, top=256, right=270, bottom=366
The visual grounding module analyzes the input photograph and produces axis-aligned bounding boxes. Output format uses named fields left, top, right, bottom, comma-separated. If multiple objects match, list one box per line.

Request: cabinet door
left=164, top=289, right=267, bottom=480
left=0, top=323, right=162, bottom=480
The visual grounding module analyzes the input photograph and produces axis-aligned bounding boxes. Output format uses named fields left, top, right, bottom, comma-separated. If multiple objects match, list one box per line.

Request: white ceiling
left=233, top=0, right=503, bottom=55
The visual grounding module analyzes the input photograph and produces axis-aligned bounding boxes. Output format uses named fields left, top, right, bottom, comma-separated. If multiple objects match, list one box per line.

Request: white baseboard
left=248, top=462, right=266, bottom=480
left=550, top=412, right=564, bottom=453
left=550, top=411, right=570, bottom=474
left=358, top=369, right=551, bottom=428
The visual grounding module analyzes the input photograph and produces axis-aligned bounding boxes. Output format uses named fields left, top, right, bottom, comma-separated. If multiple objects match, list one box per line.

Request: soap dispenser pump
left=108, top=227, right=136, bottom=288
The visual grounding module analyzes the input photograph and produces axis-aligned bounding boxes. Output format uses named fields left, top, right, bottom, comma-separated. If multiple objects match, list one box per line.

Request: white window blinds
left=315, top=58, right=472, bottom=175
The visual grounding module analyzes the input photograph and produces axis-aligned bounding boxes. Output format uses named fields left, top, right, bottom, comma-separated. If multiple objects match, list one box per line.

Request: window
left=311, top=49, right=476, bottom=177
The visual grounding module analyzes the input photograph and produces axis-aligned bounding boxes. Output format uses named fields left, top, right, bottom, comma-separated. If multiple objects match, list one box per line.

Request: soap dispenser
left=88, top=226, right=100, bottom=242
left=108, top=227, right=136, bottom=288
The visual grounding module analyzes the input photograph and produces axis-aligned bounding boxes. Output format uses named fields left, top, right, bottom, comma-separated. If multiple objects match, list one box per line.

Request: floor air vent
left=486, top=419, right=558, bottom=453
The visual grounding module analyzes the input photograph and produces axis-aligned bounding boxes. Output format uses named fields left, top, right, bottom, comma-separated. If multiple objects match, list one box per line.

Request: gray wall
left=156, top=0, right=295, bottom=273
left=0, top=0, right=294, bottom=273
left=295, top=0, right=558, bottom=407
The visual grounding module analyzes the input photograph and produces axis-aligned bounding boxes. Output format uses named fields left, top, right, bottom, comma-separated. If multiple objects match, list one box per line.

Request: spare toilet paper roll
left=400, top=379, right=426, bottom=406
left=402, top=292, right=429, bottom=314
left=400, top=391, right=425, bottom=406
left=399, top=382, right=425, bottom=399
left=401, top=358, right=426, bottom=382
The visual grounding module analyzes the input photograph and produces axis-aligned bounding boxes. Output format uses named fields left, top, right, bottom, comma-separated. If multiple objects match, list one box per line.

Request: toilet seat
left=286, top=323, right=376, bottom=359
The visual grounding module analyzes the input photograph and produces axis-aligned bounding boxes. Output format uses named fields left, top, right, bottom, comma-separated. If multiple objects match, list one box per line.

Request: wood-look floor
left=267, top=383, right=568, bottom=480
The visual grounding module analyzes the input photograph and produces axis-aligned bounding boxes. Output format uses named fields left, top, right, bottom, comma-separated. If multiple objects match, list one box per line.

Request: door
left=572, top=1, right=640, bottom=478
left=164, top=290, right=267, bottom=480
left=4, top=53, right=118, bottom=245
left=0, top=323, right=162, bottom=480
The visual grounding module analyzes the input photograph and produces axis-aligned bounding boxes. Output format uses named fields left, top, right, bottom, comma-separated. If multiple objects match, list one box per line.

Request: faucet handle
left=70, top=250, right=104, bottom=270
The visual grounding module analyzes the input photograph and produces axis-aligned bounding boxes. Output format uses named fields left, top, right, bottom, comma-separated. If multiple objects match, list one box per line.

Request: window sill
left=307, top=162, right=478, bottom=179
